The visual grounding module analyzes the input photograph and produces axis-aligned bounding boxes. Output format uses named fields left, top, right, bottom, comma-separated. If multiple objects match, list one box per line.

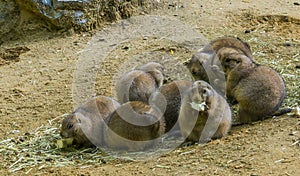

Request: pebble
left=11, top=130, right=20, bottom=134
left=283, top=42, right=292, bottom=47
left=122, top=46, right=129, bottom=50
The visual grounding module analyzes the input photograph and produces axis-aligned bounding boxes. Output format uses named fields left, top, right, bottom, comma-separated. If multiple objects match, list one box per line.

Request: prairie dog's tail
left=271, top=108, right=293, bottom=116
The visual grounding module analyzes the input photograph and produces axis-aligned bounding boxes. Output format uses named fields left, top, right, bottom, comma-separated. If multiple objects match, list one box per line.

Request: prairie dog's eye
left=202, top=89, right=207, bottom=94
left=225, top=58, right=231, bottom=63
left=68, top=124, right=74, bottom=129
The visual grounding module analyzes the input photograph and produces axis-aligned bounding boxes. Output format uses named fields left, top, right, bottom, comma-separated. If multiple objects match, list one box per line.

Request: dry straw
left=0, top=114, right=112, bottom=173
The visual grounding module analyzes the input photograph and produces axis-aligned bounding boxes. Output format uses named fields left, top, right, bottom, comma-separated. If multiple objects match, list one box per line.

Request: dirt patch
left=229, top=12, right=300, bottom=39
left=0, top=46, right=30, bottom=66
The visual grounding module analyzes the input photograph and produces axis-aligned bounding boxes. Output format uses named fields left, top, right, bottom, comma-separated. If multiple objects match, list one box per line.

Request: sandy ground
left=0, top=0, right=299, bottom=175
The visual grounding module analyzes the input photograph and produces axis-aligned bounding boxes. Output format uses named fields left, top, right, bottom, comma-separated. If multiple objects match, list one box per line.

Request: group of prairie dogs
left=60, top=36, right=287, bottom=151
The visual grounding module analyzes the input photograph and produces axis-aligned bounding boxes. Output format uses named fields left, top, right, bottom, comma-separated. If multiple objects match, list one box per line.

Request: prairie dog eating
left=179, top=80, right=232, bottom=144
left=60, top=96, right=120, bottom=147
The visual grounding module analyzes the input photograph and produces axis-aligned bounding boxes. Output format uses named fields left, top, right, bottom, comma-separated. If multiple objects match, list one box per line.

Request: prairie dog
left=201, top=36, right=253, bottom=58
left=185, top=37, right=253, bottom=96
left=116, top=62, right=165, bottom=103
left=137, top=62, right=165, bottom=87
left=185, top=52, right=212, bottom=81
left=104, top=101, right=165, bottom=151
left=149, top=80, right=193, bottom=133
left=60, top=96, right=120, bottom=147
left=220, top=53, right=286, bottom=123
left=179, top=80, right=232, bottom=144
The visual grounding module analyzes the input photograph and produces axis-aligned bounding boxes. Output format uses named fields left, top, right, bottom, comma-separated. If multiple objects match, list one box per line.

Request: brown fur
left=179, top=80, right=232, bottom=144
left=186, top=52, right=212, bottom=81
left=60, top=96, right=120, bottom=147
left=150, top=80, right=193, bottom=133
left=220, top=53, right=286, bottom=123
left=137, top=62, right=165, bottom=87
left=104, top=101, right=165, bottom=151
left=202, top=36, right=253, bottom=58
left=185, top=37, right=253, bottom=96
left=116, top=62, right=164, bottom=104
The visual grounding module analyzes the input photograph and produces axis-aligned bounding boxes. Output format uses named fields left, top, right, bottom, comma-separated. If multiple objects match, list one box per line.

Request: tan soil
left=0, top=0, right=299, bottom=175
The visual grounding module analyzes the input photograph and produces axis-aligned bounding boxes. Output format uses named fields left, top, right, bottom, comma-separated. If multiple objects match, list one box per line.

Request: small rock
left=45, top=157, right=54, bottom=162
left=245, top=29, right=251, bottom=34
left=49, top=169, right=55, bottom=173
left=283, top=42, right=292, bottom=47
left=122, top=46, right=129, bottom=50
left=289, top=131, right=297, bottom=136
left=234, top=164, right=245, bottom=169
left=18, top=136, right=26, bottom=142
left=293, top=106, right=300, bottom=117
left=11, top=130, right=20, bottom=134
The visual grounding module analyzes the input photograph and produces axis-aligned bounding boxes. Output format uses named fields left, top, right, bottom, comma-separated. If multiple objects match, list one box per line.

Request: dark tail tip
left=272, top=108, right=293, bottom=116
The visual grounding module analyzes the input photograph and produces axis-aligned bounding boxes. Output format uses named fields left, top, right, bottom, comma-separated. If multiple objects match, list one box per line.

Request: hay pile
left=0, top=114, right=111, bottom=173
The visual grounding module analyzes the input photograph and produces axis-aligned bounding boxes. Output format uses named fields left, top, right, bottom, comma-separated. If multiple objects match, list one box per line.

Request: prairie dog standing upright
left=179, top=80, right=232, bottom=144
left=219, top=53, right=286, bottom=123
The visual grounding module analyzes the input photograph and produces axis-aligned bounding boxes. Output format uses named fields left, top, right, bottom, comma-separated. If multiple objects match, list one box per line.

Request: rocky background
left=0, top=0, right=159, bottom=42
